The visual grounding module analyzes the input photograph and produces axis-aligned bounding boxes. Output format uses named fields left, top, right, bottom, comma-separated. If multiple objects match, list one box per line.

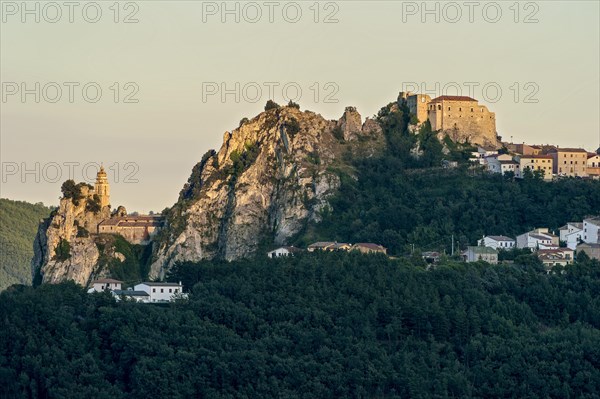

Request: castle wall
left=406, top=94, right=431, bottom=124
left=427, top=99, right=496, bottom=147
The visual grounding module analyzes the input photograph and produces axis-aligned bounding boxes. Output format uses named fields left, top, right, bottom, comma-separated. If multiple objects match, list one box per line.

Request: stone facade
left=98, top=215, right=164, bottom=245
left=548, top=148, right=588, bottom=177
left=94, top=166, right=110, bottom=208
left=516, top=155, right=553, bottom=180
left=402, top=92, right=498, bottom=148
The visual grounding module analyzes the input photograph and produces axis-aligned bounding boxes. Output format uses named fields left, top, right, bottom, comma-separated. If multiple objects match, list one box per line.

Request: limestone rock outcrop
left=149, top=105, right=385, bottom=278
left=31, top=186, right=111, bottom=285
left=337, top=106, right=363, bottom=141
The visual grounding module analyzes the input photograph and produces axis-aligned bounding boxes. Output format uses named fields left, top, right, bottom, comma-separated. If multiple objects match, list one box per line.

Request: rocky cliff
left=149, top=104, right=384, bottom=278
left=31, top=185, right=144, bottom=285
left=32, top=185, right=110, bottom=285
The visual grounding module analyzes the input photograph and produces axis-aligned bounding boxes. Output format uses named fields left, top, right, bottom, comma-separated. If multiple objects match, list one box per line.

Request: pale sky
left=1, top=1, right=599, bottom=212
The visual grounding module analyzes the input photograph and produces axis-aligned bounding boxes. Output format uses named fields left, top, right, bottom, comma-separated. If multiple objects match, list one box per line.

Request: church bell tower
left=94, top=165, right=110, bottom=208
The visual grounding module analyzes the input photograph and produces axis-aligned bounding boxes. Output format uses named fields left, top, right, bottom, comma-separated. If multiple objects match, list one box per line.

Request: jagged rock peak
left=150, top=104, right=385, bottom=278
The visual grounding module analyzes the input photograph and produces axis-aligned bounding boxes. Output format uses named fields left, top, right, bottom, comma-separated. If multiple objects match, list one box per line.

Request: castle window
left=471, top=108, right=474, bottom=112
left=459, top=107, right=462, bottom=111
left=448, top=107, right=451, bottom=111
left=438, top=105, right=441, bottom=110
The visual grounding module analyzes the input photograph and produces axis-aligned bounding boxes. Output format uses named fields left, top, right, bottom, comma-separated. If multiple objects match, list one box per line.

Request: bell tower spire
left=94, top=164, right=110, bottom=208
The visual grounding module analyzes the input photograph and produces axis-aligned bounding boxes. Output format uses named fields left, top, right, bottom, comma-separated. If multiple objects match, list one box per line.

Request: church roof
left=430, top=95, right=477, bottom=103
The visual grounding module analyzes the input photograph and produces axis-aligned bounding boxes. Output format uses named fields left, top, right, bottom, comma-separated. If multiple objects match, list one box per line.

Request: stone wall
left=406, top=94, right=431, bottom=124
left=403, top=93, right=498, bottom=148
left=98, top=216, right=164, bottom=244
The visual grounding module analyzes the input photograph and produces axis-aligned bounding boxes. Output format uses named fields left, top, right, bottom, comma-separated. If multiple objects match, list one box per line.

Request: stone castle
left=92, top=166, right=163, bottom=245
left=400, top=92, right=498, bottom=148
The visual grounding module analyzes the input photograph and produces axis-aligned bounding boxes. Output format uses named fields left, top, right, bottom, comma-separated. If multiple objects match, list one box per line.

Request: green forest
left=2, top=99, right=600, bottom=397
left=0, top=199, right=51, bottom=290
left=2, top=252, right=600, bottom=398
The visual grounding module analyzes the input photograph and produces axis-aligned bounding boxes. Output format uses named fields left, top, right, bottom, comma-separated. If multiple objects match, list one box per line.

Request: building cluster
left=267, top=242, right=388, bottom=258
left=472, top=144, right=600, bottom=180
left=91, top=166, right=164, bottom=244
left=464, top=217, right=600, bottom=268
left=87, top=279, right=185, bottom=303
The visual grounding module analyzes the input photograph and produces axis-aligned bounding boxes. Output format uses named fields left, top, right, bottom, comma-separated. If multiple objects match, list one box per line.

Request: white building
left=267, top=246, right=302, bottom=258
left=516, top=228, right=559, bottom=250
left=558, top=222, right=583, bottom=250
left=111, top=289, right=150, bottom=302
left=87, top=278, right=122, bottom=293
left=485, top=154, right=518, bottom=176
left=134, top=282, right=184, bottom=303
left=463, top=246, right=498, bottom=264
left=471, top=146, right=498, bottom=165
left=583, top=217, right=600, bottom=244
left=478, top=235, right=515, bottom=250
left=587, top=154, right=600, bottom=168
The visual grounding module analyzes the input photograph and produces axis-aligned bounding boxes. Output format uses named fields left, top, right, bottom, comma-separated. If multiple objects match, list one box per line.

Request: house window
left=153, top=288, right=156, bottom=293
left=161, top=288, right=164, bottom=293
left=175, top=289, right=179, bottom=293
left=169, top=288, right=172, bottom=293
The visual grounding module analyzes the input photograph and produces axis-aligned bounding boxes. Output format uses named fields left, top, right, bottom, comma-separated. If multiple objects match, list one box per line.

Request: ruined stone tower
left=94, top=165, right=110, bottom=208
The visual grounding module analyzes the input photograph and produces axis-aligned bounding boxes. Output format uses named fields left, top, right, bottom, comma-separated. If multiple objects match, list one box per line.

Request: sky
left=1, top=0, right=599, bottom=212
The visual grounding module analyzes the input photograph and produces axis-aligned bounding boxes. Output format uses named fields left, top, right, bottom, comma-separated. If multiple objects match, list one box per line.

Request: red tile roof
left=92, top=278, right=122, bottom=284
left=430, top=95, right=477, bottom=103
left=520, top=155, right=553, bottom=159
left=548, top=148, right=588, bottom=153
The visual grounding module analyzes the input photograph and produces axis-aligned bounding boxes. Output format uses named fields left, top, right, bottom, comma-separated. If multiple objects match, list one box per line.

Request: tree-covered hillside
left=2, top=253, right=600, bottom=398
left=294, top=102, right=600, bottom=254
left=0, top=199, right=51, bottom=290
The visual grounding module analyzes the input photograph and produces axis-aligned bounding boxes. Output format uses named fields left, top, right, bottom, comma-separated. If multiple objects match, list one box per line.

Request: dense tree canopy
left=0, top=199, right=51, bottom=290
left=2, top=253, right=600, bottom=398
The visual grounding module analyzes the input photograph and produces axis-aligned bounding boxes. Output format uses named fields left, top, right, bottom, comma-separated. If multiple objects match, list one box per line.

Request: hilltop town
left=402, top=91, right=599, bottom=179
left=30, top=92, right=600, bottom=292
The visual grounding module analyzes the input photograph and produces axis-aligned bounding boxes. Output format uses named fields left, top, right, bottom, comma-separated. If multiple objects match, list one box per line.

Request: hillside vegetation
left=2, top=253, right=600, bottom=397
left=0, top=199, right=51, bottom=290
left=294, top=102, right=600, bottom=254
